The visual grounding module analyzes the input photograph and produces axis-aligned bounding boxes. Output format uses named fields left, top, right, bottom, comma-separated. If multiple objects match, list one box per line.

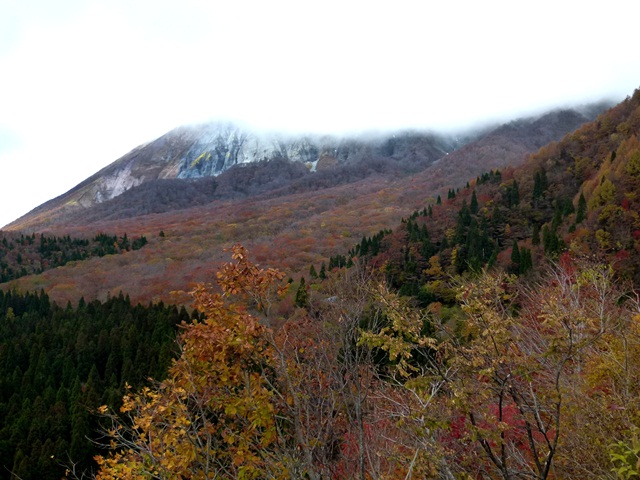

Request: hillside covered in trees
left=0, top=231, right=147, bottom=283
left=323, top=88, right=640, bottom=299
left=2, top=90, right=640, bottom=478
left=91, top=89, right=640, bottom=478
left=92, top=245, right=640, bottom=479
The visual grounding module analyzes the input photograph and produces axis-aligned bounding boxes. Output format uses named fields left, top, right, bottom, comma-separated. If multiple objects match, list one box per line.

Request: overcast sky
left=1, top=0, right=639, bottom=228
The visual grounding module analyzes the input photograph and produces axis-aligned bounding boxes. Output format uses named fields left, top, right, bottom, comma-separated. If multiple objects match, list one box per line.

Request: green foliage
left=469, top=190, right=479, bottom=214
left=348, top=229, right=391, bottom=260
left=319, top=261, right=327, bottom=280
left=295, top=276, right=309, bottom=308
left=309, top=264, right=318, bottom=279
left=476, top=169, right=502, bottom=185
left=533, top=169, right=548, bottom=203
left=0, top=289, right=186, bottom=479
left=589, top=178, right=617, bottom=209
left=542, top=224, right=565, bottom=257
left=503, top=179, right=520, bottom=208
left=610, top=435, right=640, bottom=479
left=576, top=192, right=587, bottom=224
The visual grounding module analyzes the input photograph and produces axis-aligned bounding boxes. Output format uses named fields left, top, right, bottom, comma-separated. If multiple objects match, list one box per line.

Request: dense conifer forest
left=0, top=290, right=190, bottom=479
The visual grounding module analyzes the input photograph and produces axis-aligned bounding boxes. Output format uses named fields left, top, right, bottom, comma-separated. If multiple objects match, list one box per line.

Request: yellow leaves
left=359, top=282, right=436, bottom=378
left=96, top=245, right=285, bottom=479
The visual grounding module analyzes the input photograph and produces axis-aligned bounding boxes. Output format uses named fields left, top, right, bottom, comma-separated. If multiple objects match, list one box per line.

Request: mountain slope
left=0, top=101, right=613, bottom=306
left=5, top=125, right=462, bottom=231
left=7, top=105, right=608, bottom=233
left=334, top=89, right=640, bottom=294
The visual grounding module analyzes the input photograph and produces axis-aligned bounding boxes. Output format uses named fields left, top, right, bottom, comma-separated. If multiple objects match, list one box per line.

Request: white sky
left=1, top=0, right=639, bottom=228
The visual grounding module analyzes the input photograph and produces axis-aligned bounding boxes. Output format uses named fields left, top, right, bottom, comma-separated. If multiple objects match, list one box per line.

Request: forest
left=0, top=290, right=191, bottom=479
left=91, top=246, right=640, bottom=479
left=2, top=91, right=640, bottom=478
left=0, top=232, right=148, bottom=283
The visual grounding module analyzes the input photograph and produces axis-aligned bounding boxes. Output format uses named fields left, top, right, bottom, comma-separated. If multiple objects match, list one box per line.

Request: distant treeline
left=0, top=232, right=148, bottom=283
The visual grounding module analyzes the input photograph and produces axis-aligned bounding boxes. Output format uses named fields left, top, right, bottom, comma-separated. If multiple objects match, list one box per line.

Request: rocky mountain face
left=87, top=123, right=463, bottom=203
left=5, top=103, right=611, bottom=232
left=6, top=125, right=462, bottom=230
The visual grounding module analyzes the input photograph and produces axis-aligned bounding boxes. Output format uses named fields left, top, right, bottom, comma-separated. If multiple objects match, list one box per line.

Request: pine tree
left=295, top=277, right=309, bottom=308
left=511, top=240, right=521, bottom=273
left=533, top=170, right=548, bottom=203
left=510, top=180, right=520, bottom=207
left=319, top=262, right=327, bottom=280
left=532, top=223, right=541, bottom=246
left=459, top=200, right=471, bottom=227
left=519, top=247, right=533, bottom=274
left=309, top=264, right=318, bottom=279
left=576, top=192, right=587, bottom=224
left=470, top=190, right=479, bottom=214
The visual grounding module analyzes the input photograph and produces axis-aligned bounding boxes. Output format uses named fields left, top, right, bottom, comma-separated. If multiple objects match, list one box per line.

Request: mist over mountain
left=5, top=103, right=609, bottom=232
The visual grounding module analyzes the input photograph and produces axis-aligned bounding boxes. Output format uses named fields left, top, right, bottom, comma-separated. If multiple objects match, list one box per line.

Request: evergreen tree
left=295, top=277, right=309, bottom=308
left=470, top=190, right=479, bottom=214
left=510, top=240, right=521, bottom=274
left=319, top=262, right=327, bottom=280
left=309, top=264, right=318, bottom=279
left=533, top=170, right=548, bottom=203
left=459, top=200, right=471, bottom=227
left=532, top=223, right=541, bottom=246
left=551, top=202, right=564, bottom=230
left=510, top=180, right=520, bottom=207
left=519, top=247, right=533, bottom=274
left=576, top=192, right=587, bottom=224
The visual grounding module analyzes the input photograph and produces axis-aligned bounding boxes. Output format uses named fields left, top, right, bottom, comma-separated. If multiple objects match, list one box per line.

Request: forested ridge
left=90, top=89, right=640, bottom=478
left=323, top=88, right=640, bottom=301
left=2, top=90, right=640, bottom=478
left=0, top=232, right=147, bottom=283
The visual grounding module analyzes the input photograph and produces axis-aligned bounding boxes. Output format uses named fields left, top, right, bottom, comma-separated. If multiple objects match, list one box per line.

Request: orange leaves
left=216, top=244, right=288, bottom=318
left=95, top=245, right=287, bottom=479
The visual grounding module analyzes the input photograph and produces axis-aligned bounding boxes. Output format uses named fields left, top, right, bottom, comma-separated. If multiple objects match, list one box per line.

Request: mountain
left=6, top=104, right=608, bottom=233
left=5, top=125, right=462, bottom=231
left=1, top=102, right=611, bottom=306
left=333, top=89, right=640, bottom=294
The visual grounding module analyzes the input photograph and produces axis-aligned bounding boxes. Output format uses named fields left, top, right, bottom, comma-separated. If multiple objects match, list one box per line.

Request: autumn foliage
left=95, top=246, right=286, bottom=479
left=90, top=243, right=640, bottom=479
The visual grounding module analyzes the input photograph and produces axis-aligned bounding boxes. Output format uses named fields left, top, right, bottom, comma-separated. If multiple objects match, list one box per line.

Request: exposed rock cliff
left=27, top=123, right=460, bottom=208
left=5, top=102, right=612, bottom=231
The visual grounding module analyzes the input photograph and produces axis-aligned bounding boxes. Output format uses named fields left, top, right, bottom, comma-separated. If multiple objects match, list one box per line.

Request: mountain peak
left=4, top=103, right=611, bottom=232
